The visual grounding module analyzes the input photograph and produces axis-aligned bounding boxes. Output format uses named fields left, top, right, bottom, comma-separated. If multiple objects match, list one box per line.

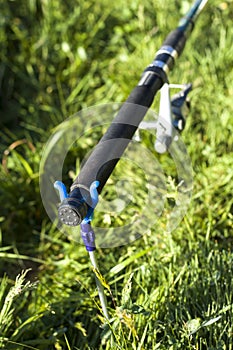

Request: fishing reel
left=136, top=83, right=192, bottom=153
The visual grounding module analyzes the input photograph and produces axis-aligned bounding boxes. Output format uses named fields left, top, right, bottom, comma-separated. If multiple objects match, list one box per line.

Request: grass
left=0, top=0, right=233, bottom=349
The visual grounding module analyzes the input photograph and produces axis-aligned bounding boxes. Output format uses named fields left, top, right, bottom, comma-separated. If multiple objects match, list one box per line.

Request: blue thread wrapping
left=80, top=222, right=96, bottom=252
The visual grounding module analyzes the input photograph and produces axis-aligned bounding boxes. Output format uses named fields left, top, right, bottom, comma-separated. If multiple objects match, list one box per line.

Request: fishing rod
left=56, top=0, right=208, bottom=227
left=54, top=0, right=208, bottom=319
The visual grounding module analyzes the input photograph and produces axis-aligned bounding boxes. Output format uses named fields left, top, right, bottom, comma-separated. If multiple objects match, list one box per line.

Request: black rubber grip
left=58, top=75, right=163, bottom=225
left=72, top=78, right=163, bottom=187
left=162, top=28, right=187, bottom=56
left=127, top=83, right=161, bottom=106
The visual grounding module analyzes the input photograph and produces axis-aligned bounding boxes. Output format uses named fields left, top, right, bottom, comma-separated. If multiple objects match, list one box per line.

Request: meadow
left=0, top=0, right=233, bottom=349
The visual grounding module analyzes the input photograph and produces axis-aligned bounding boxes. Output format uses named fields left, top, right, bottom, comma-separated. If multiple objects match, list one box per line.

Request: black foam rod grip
left=71, top=77, right=163, bottom=191
left=59, top=76, right=163, bottom=226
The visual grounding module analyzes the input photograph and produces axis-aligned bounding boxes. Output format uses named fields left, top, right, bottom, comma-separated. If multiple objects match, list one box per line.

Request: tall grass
left=0, top=0, right=233, bottom=349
